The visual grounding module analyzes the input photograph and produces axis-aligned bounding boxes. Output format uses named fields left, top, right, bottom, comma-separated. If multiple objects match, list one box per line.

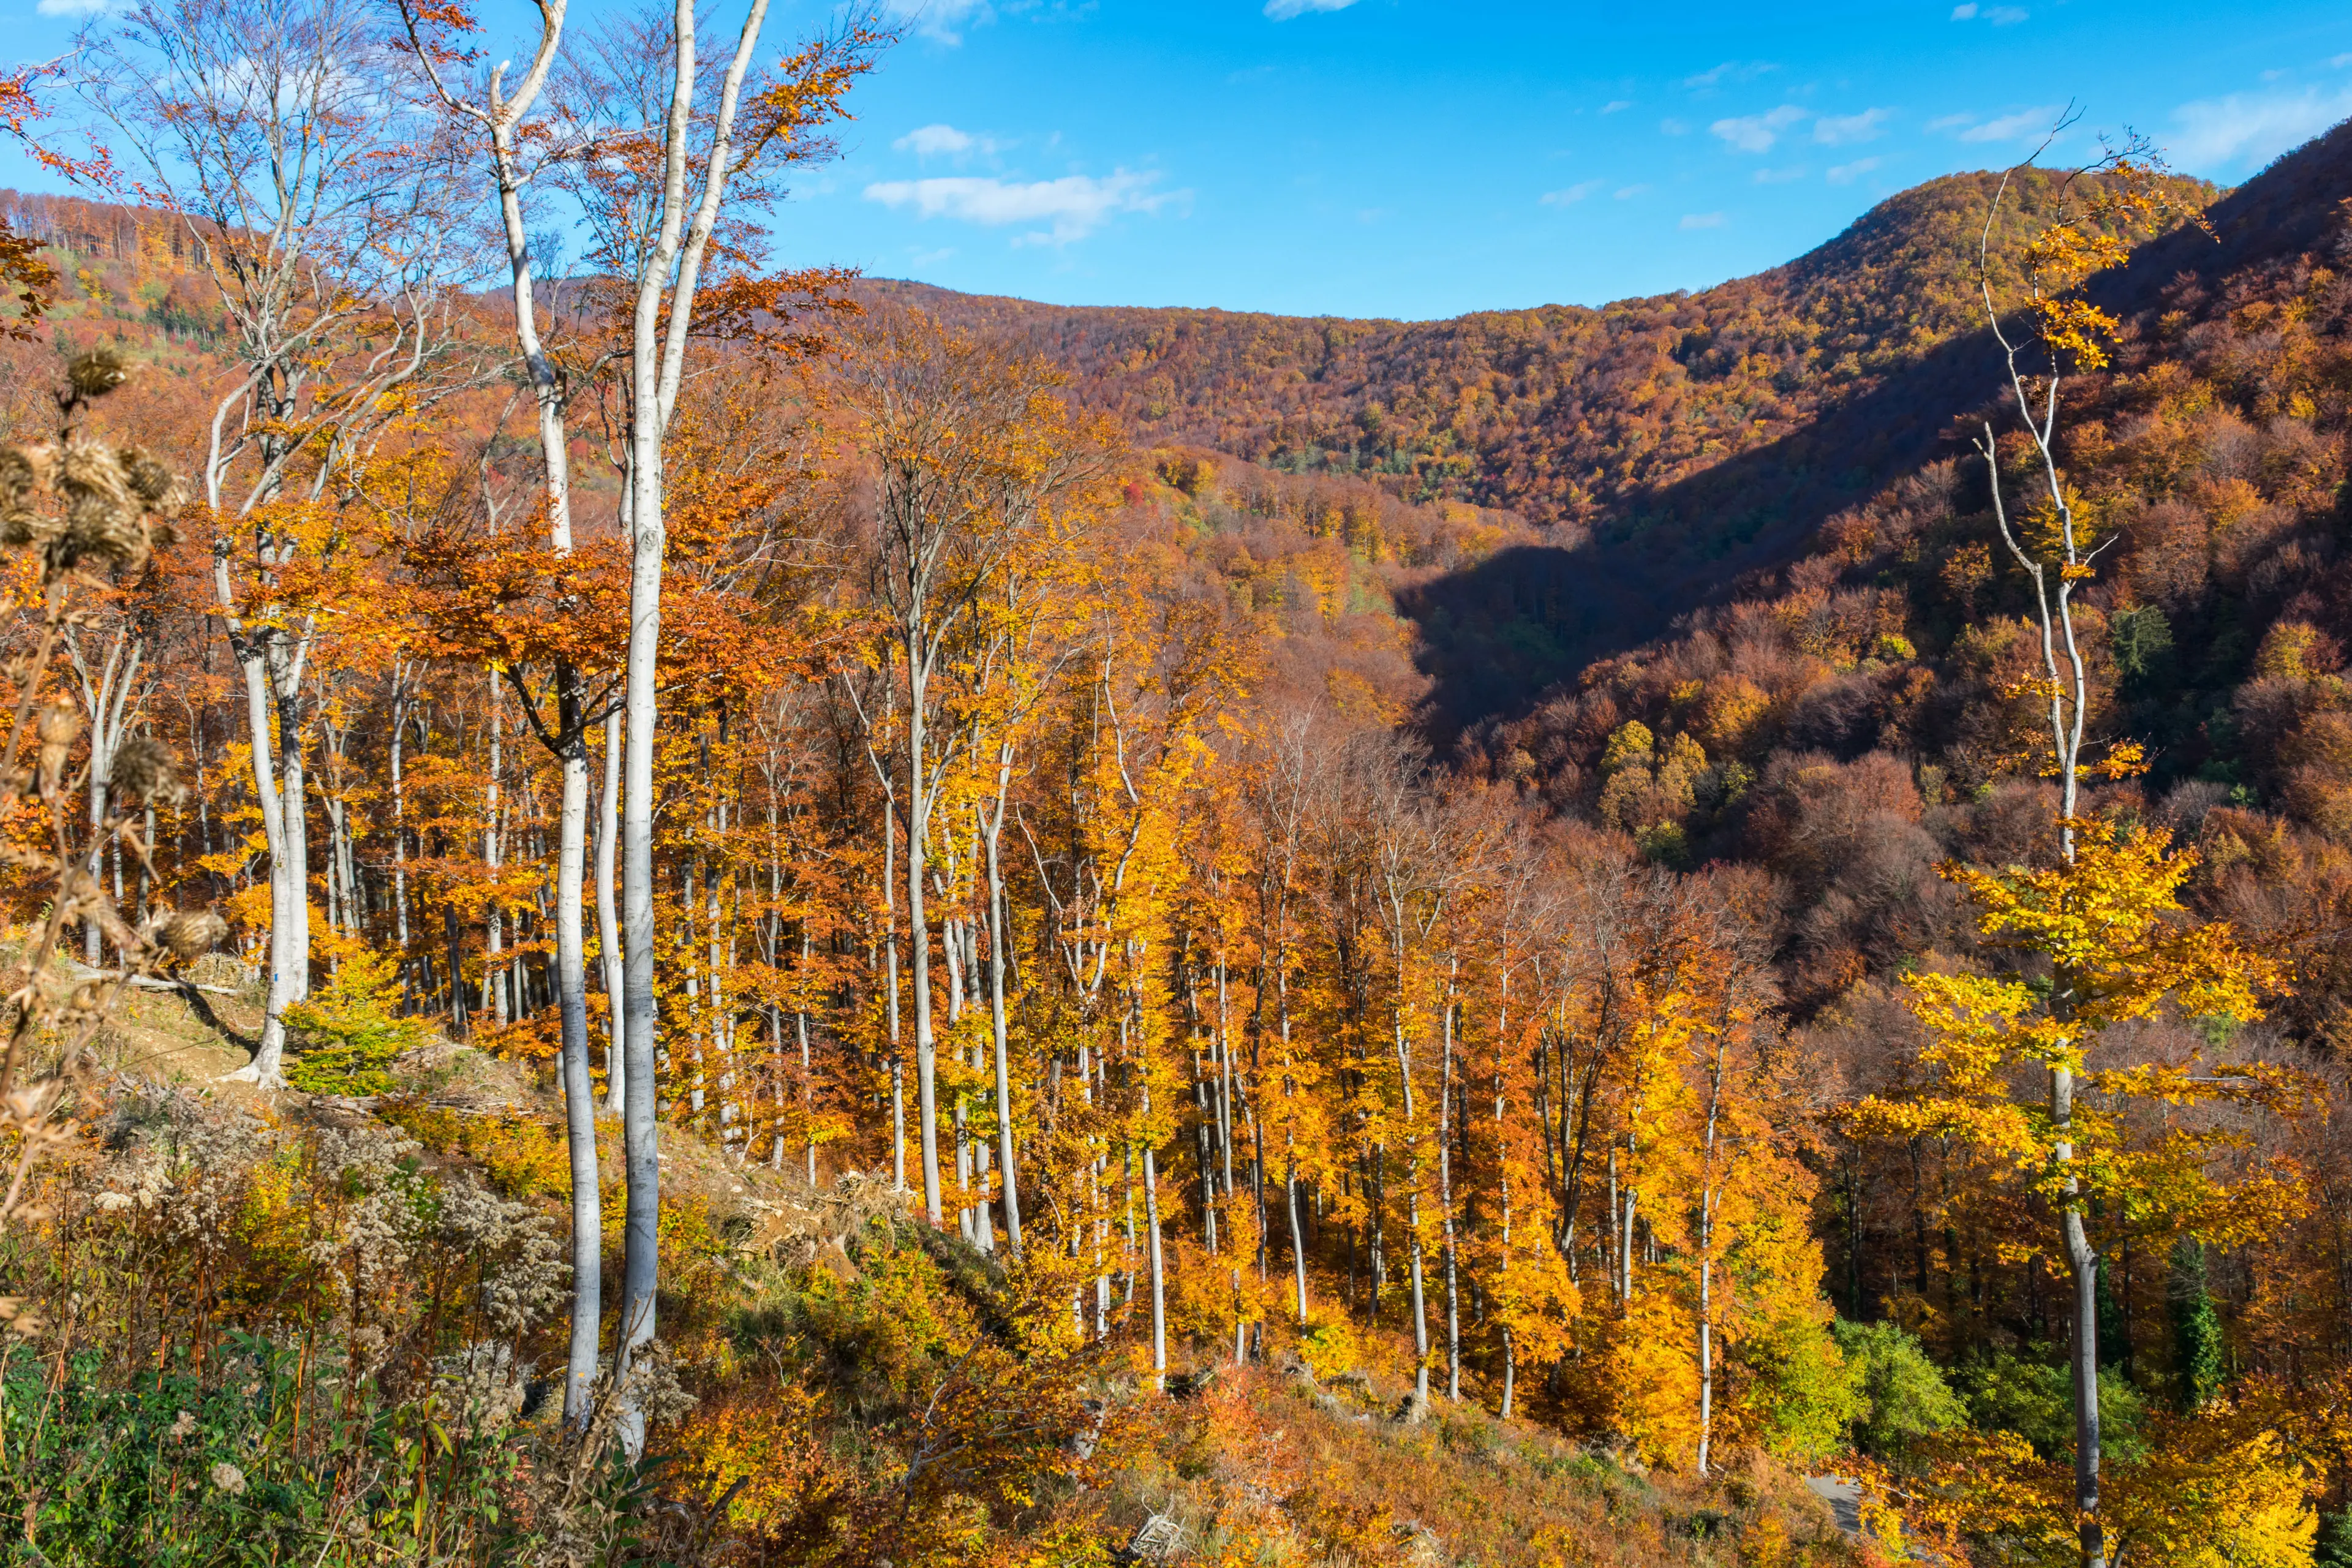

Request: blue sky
left=13, top=0, right=2352, bottom=319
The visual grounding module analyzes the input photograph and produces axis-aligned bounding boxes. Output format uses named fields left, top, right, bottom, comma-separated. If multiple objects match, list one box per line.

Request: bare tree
left=64, top=621, right=151, bottom=965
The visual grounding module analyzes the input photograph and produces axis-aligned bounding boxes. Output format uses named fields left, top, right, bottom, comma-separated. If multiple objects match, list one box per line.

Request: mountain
left=856, top=165, right=2221, bottom=732
left=871, top=120, right=2352, bottom=1039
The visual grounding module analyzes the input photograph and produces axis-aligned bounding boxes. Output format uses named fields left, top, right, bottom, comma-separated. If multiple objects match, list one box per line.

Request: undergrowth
left=0, top=1074, right=1868, bottom=1567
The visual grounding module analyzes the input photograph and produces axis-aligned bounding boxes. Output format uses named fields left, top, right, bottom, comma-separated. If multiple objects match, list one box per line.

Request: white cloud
left=1601, top=99, right=1633, bottom=114
left=1660, top=118, right=1693, bottom=135
left=1711, top=104, right=1808, bottom=153
left=1681, top=212, right=1727, bottom=229
left=1265, top=0, right=1358, bottom=17
left=1540, top=179, right=1605, bottom=206
left=2171, top=84, right=2352, bottom=168
left=36, top=0, right=121, bottom=13
left=1987, top=6, right=2028, bottom=21
left=2333, top=52, right=2352, bottom=68
left=1949, top=3, right=1976, bottom=17
left=881, top=0, right=993, bottom=45
left=1924, top=113, right=1975, bottom=132
left=1814, top=108, right=1890, bottom=145
left=1684, top=61, right=1774, bottom=89
left=1958, top=105, right=2065, bottom=142
left=1754, top=165, right=1808, bottom=184
left=1828, top=156, right=1883, bottom=183
left=894, top=123, right=997, bottom=158
left=862, top=170, right=1176, bottom=244
left=1614, top=184, right=1651, bottom=199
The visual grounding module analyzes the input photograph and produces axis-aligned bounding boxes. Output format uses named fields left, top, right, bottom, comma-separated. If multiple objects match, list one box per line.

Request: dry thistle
left=65, top=347, right=129, bottom=399
left=151, top=910, right=228, bottom=960
left=115, top=446, right=175, bottom=507
left=111, top=734, right=186, bottom=809
left=0, top=355, right=219, bottom=1245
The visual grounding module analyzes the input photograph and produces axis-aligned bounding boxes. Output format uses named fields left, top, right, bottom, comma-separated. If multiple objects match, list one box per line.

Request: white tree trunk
left=598, top=707, right=625, bottom=1115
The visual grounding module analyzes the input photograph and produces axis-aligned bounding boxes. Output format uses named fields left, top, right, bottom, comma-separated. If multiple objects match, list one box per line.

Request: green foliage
left=2168, top=1241, right=2225, bottom=1412
left=284, top=944, right=428, bottom=1095
left=1600, top=720, right=1656, bottom=774
left=2315, top=1509, right=2352, bottom=1568
left=2109, top=604, right=2174, bottom=684
left=0, top=1333, right=519, bottom=1566
left=1634, top=820, right=1691, bottom=869
left=1958, top=1350, right=2147, bottom=1464
left=1829, top=1319, right=1963, bottom=1459
left=1754, top=1323, right=1866, bottom=1464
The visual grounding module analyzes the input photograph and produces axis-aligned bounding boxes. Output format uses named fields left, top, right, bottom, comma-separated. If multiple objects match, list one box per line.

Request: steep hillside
left=1455, top=119, right=2352, bottom=1031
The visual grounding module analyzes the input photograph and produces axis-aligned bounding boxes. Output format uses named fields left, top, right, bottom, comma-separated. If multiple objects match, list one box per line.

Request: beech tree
left=1904, top=129, right=2237, bottom=1568
left=837, top=313, right=1107, bottom=1226
left=395, top=0, right=620, bottom=1427
left=81, top=0, right=477, bottom=1088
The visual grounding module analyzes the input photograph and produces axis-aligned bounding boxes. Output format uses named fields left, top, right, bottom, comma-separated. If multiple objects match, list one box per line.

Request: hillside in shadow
left=1396, top=120, right=2352, bottom=742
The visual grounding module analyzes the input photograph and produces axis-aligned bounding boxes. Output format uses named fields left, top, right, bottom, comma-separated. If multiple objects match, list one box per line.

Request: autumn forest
left=0, top=4, right=2346, bottom=1567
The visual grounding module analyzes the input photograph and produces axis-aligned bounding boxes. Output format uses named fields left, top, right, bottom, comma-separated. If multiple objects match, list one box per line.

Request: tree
left=837, top=312, right=1107, bottom=1227
left=394, top=0, right=613, bottom=1427
left=1852, top=820, right=2290, bottom=1558
left=1935, top=124, right=2237, bottom=1568
left=563, top=0, right=881, bottom=1446
left=0, top=61, right=111, bottom=338
left=80, top=0, right=478, bottom=1086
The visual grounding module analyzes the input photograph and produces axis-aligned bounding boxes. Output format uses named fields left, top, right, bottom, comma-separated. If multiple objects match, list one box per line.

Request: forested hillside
left=0, top=13, right=2348, bottom=1568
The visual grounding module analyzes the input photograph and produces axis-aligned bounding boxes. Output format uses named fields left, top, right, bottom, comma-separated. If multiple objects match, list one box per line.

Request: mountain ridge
left=850, top=165, right=2216, bottom=532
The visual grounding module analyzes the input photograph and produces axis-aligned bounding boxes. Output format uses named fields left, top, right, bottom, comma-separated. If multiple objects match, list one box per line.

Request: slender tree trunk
left=485, top=674, right=508, bottom=1026
left=598, top=707, right=625, bottom=1115
left=905, top=645, right=943, bottom=1224
left=1144, top=1078, right=1167, bottom=1390
left=222, top=624, right=304, bottom=1085
left=1439, top=980, right=1460, bottom=1402
left=982, top=794, right=1022, bottom=1254
left=554, top=680, right=599, bottom=1425
left=2056, top=1059, right=2104, bottom=1568
left=391, top=687, right=412, bottom=951
left=612, top=0, right=778, bottom=1442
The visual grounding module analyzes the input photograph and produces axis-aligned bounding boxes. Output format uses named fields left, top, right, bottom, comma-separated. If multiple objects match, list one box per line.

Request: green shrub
left=1749, top=1313, right=1866, bottom=1463
left=1958, top=1349, right=2146, bottom=1463
left=284, top=943, right=426, bottom=1095
left=2315, top=1509, right=2352, bottom=1568
left=1830, top=1319, right=1963, bottom=1458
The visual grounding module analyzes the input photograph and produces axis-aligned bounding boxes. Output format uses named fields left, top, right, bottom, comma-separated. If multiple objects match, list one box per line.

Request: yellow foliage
left=676, top=1382, right=836, bottom=1531
left=1908, top=1405, right=2314, bottom=1568
left=379, top=1097, right=576, bottom=1201
left=1698, top=677, right=1771, bottom=755
left=2256, top=620, right=2329, bottom=682
left=1853, top=816, right=2298, bottom=1259
left=1600, top=720, right=1656, bottom=775
left=1297, top=1310, right=1363, bottom=1381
